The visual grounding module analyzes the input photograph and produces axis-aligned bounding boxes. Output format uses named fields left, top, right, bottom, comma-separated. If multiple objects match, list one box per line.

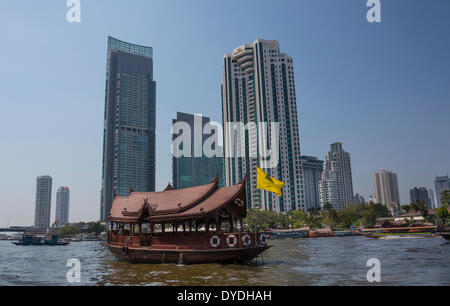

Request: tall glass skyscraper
left=55, top=186, right=70, bottom=227
left=172, top=112, right=225, bottom=189
left=222, top=39, right=304, bottom=212
left=319, top=143, right=354, bottom=211
left=100, top=37, right=156, bottom=221
left=34, top=175, right=52, bottom=229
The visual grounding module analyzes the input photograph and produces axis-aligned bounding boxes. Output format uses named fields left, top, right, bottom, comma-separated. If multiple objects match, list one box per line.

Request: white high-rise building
left=222, top=39, right=303, bottom=212
left=55, top=187, right=70, bottom=227
left=374, top=170, right=400, bottom=206
left=34, top=175, right=52, bottom=229
left=319, top=143, right=354, bottom=211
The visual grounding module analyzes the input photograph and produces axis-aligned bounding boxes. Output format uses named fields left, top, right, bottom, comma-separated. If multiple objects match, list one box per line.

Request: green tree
left=437, top=203, right=450, bottom=227
left=401, top=204, right=412, bottom=213
left=411, top=200, right=429, bottom=222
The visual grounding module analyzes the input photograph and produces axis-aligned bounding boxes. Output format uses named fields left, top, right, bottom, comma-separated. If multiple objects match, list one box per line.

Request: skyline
left=1, top=0, right=449, bottom=226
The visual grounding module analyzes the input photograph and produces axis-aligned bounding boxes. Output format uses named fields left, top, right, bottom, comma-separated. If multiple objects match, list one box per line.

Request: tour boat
left=12, top=234, right=69, bottom=246
left=359, top=226, right=438, bottom=239
left=107, top=176, right=271, bottom=264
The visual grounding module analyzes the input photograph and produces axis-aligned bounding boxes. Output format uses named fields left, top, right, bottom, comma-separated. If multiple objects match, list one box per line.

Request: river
left=0, top=236, right=448, bottom=286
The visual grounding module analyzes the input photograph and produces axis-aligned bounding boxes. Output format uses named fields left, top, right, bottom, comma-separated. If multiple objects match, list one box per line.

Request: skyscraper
left=435, top=175, right=450, bottom=208
left=34, top=176, right=52, bottom=229
left=409, top=187, right=435, bottom=209
left=354, top=193, right=366, bottom=205
left=319, top=143, right=354, bottom=211
left=222, top=39, right=303, bottom=212
left=100, top=36, right=156, bottom=221
left=374, top=170, right=400, bottom=206
left=55, top=187, right=70, bottom=227
left=172, top=112, right=225, bottom=189
left=300, top=156, right=323, bottom=211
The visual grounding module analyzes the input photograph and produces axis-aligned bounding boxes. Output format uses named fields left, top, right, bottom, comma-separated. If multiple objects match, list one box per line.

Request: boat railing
left=108, top=231, right=268, bottom=250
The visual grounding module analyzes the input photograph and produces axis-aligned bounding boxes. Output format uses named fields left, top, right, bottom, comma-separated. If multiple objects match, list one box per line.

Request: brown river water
left=0, top=236, right=449, bottom=286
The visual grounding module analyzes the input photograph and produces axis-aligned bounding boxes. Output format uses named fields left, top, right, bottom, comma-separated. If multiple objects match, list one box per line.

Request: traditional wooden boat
left=359, top=226, right=438, bottom=239
left=107, top=176, right=271, bottom=264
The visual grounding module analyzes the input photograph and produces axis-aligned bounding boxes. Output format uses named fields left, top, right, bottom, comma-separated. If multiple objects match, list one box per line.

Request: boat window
left=141, top=223, right=150, bottom=233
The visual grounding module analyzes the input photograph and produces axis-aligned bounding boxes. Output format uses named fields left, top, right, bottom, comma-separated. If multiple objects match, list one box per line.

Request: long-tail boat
left=359, top=225, right=438, bottom=239
left=107, top=176, right=271, bottom=264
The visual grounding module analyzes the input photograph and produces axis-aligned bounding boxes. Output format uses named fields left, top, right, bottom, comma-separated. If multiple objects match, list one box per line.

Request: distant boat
left=267, top=229, right=309, bottom=239
left=438, top=232, right=450, bottom=240
left=12, top=234, right=70, bottom=246
left=359, top=225, right=438, bottom=239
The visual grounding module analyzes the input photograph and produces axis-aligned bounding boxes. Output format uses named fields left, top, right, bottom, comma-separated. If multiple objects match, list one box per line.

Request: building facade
left=172, top=112, right=225, bottom=189
left=100, top=37, right=156, bottom=221
left=55, top=187, right=70, bottom=227
left=435, top=175, right=450, bottom=208
left=354, top=193, right=366, bottom=205
left=300, top=156, right=323, bottom=211
left=409, top=187, right=435, bottom=209
left=222, top=39, right=303, bottom=212
left=34, top=176, right=52, bottom=229
left=374, top=170, right=400, bottom=206
left=319, top=143, right=354, bottom=211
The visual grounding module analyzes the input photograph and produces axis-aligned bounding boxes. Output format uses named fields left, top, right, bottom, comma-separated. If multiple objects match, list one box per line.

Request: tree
left=401, top=204, right=412, bottom=213
left=305, top=211, right=323, bottom=230
left=441, top=190, right=450, bottom=207
left=411, top=200, right=429, bottom=222
left=437, top=203, right=450, bottom=228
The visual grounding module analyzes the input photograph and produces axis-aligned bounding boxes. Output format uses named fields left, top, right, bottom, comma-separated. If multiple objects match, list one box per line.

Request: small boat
left=107, top=176, right=271, bottom=264
left=438, top=232, right=450, bottom=240
left=359, top=225, right=438, bottom=239
left=12, top=234, right=70, bottom=246
left=267, top=229, right=309, bottom=239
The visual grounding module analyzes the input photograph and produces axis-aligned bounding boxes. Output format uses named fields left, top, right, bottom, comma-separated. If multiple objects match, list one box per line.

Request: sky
left=0, top=0, right=449, bottom=226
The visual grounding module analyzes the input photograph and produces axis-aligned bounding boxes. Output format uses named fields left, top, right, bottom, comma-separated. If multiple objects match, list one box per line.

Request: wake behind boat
left=359, top=225, right=438, bottom=239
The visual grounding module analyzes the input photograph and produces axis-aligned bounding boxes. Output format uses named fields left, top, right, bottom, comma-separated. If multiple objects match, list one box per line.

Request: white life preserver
left=242, top=234, right=251, bottom=247
left=259, top=233, right=268, bottom=246
left=226, top=235, right=238, bottom=248
left=210, top=235, right=221, bottom=248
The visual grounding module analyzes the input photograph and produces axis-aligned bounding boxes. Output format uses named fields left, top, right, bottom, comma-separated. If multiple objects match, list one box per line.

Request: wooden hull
left=108, top=245, right=272, bottom=264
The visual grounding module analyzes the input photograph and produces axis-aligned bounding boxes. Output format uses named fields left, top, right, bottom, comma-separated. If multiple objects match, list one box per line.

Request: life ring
left=210, top=235, right=221, bottom=248
left=242, top=234, right=251, bottom=247
left=259, top=233, right=268, bottom=246
left=121, top=246, right=129, bottom=255
left=226, top=235, right=238, bottom=248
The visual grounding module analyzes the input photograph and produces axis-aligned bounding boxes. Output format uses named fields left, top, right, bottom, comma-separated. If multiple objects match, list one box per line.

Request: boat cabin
left=107, top=176, right=265, bottom=251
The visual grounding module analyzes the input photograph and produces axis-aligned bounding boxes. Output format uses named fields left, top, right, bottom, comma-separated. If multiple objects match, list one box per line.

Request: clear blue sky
left=0, top=0, right=449, bottom=226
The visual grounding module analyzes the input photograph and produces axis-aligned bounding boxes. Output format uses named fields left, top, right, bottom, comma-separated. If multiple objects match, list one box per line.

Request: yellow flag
left=257, top=167, right=284, bottom=197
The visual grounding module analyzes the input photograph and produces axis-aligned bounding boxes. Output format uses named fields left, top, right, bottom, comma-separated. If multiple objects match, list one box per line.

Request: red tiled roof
left=108, top=177, right=246, bottom=222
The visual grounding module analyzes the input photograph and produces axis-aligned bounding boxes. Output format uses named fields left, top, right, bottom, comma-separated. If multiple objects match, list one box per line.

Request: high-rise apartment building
left=300, top=156, right=323, bottom=211
left=374, top=170, right=400, bottom=206
left=34, top=176, right=52, bottom=229
left=354, top=193, right=366, bottom=205
left=55, top=187, right=70, bottom=227
left=100, top=36, right=156, bottom=221
left=409, top=187, right=435, bottom=209
left=435, top=175, right=450, bottom=208
left=222, top=39, right=303, bottom=212
left=319, top=143, right=354, bottom=211
left=172, top=112, right=225, bottom=189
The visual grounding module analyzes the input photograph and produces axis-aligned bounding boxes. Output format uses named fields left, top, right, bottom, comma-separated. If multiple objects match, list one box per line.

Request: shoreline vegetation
left=244, top=190, right=450, bottom=232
